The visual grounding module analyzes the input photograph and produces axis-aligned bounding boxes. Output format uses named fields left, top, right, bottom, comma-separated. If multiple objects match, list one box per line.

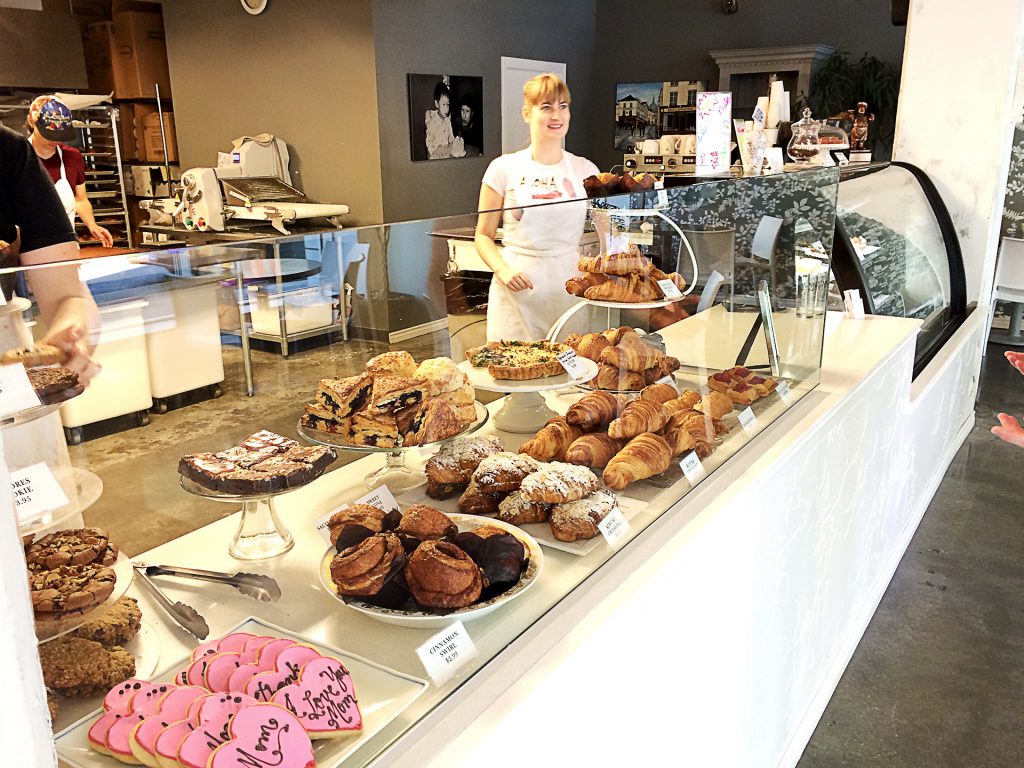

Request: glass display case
left=1, top=166, right=838, bottom=767
left=831, top=161, right=969, bottom=376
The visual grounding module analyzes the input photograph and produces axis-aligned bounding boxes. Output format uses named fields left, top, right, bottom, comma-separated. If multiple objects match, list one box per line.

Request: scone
left=368, top=375, right=427, bottom=413
left=38, top=636, right=136, bottom=695
left=316, top=374, right=372, bottom=418
left=366, top=350, right=417, bottom=378
left=398, top=399, right=463, bottom=447
left=70, top=596, right=142, bottom=647
left=350, top=411, right=399, bottom=448
left=414, top=357, right=462, bottom=396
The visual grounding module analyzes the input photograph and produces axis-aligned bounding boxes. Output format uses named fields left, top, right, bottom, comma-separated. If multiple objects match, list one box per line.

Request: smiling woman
left=473, top=73, right=599, bottom=341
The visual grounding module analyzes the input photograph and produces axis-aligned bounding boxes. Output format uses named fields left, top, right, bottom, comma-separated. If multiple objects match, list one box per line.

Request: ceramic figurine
left=839, top=102, right=876, bottom=151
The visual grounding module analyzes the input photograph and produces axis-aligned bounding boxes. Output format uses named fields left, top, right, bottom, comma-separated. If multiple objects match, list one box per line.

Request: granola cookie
left=38, top=637, right=135, bottom=694
left=70, top=596, right=141, bottom=647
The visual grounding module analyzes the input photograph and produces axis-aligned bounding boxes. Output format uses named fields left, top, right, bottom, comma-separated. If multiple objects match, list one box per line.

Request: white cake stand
left=456, top=358, right=599, bottom=434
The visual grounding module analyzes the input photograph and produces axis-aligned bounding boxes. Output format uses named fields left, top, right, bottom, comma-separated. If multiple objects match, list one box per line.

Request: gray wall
left=586, top=0, right=907, bottom=168
left=162, top=0, right=384, bottom=225
left=0, top=9, right=87, bottom=89
left=372, top=0, right=598, bottom=223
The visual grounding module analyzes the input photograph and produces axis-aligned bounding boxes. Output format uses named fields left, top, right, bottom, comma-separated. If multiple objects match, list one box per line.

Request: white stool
left=988, top=237, right=1024, bottom=347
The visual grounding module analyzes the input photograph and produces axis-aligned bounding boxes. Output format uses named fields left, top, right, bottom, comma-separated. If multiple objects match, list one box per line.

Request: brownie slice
left=26, top=366, right=82, bottom=405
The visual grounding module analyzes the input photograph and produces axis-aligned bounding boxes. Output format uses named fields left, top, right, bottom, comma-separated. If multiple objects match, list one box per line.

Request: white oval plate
left=457, top=358, right=598, bottom=394
left=319, top=514, right=542, bottom=629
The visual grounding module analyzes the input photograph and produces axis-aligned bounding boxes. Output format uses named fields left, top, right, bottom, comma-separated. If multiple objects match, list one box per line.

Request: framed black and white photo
left=408, top=73, right=484, bottom=161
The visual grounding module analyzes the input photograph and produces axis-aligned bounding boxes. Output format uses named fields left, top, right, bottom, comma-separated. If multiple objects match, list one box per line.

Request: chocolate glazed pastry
left=330, top=533, right=406, bottom=596
left=451, top=529, right=527, bottom=601
left=327, top=503, right=400, bottom=549
left=404, top=541, right=483, bottom=609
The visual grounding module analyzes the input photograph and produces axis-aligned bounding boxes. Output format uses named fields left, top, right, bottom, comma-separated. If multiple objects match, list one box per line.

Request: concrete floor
left=798, top=344, right=1024, bottom=767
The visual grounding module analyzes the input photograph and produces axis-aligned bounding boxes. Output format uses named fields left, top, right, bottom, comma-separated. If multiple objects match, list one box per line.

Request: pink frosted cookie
left=104, top=682, right=176, bottom=760
left=208, top=703, right=315, bottom=768
left=87, top=710, right=123, bottom=756
left=129, top=687, right=207, bottom=766
left=226, top=663, right=261, bottom=694
left=191, top=638, right=221, bottom=662
left=104, top=679, right=150, bottom=714
left=274, top=656, right=362, bottom=738
left=177, top=693, right=256, bottom=768
left=245, top=645, right=321, bottom=702
left=204, top=652, right=242, bottom=692
left=237, top=635, right=275, bottom=664
left=183, top=654, right=217, bottom=687
left=216, top=632, right=255, bottom=653
left=154, top=720, right=193, bottom=768
left=254, top=638, right=298, bottom=668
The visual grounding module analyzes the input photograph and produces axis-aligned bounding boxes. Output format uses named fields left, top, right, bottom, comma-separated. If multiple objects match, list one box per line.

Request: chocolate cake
left=179, top=430, right=335, bottom=494
left=26, top=366, right=83, bottom=405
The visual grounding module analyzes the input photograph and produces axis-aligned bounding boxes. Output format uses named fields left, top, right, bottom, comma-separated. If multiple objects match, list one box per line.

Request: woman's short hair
left=434, top=82, right=450, bottom=103
left=522, top=74, right=571, bottom=110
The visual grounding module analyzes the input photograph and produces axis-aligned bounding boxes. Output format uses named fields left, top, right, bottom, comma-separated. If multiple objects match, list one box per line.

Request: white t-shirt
left=481, top=149, right=599, bottom=253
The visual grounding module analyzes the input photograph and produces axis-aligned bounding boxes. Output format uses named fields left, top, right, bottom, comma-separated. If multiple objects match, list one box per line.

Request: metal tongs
left=136, top=564, right=282, bottom=603
left=133, top=565, right=210, bottom=641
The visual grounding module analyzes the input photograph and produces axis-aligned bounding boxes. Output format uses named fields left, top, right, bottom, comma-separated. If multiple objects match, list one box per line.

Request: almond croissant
left=519, top=416, right=583, bottom=462
left=602, top=432, right=673, bottom=490
left=607, top=397, right=668, bottom=440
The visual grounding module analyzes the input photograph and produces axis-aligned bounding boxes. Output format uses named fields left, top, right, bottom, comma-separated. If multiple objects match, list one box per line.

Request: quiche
left=466, top=340, right=570, bottom=381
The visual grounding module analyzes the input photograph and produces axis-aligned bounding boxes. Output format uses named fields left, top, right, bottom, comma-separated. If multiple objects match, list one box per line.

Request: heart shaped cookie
left=245, top=645, right=321, bottom=702
left=208, top=703, right=315, bottom=768
left=273, top=656, right=362, bottom=738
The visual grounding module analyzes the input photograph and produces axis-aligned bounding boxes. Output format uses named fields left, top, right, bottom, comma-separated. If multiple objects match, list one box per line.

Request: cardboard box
left=140, top=111, right=177, bottom=163
left=114, top=102, right=140, bottom=160
left=111, top=11, right=171, bottom=99
left=83, top=22, right=116, bottom=94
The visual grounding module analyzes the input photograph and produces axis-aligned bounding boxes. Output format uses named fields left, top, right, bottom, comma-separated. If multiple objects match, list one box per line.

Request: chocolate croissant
left=599, top=332, right=662, bottom=372
left=519, top=416, right=583, bottom=462
left=404, top=540, right=483, bottom=609
left=602, top=433, right=673, bottom=490
left=566, top=391, right=622, bottom=431
left=565, top=272, right=610, bottom=297
left=607, top=398, right=668, bottom=440
left=564, top=433, right=624, bottom=468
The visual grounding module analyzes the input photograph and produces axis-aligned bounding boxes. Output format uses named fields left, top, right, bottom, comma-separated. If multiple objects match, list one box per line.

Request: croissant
left=566, top=272, right=609, bottom=297
left=662, top=425, right=696, bottom=456
left=643, top=356, right=679, bottom=385
left=590, top=364, right=646, bottom=391
left=664, top=390, right=702, bottom=414
left=663, top=410, right=717, bottom=456
left=608, top=397, right=668, bottom=440
left=584, top=273, right=659, bottom=303
left=577, top=246, right=653, bottom=276
left=571, top=332, right=610, bottom=362
left=640, top=383, right=677, bottom=404
left=599, top=332, right=662, bottom=372
left=602, top=432, right=673, bottom=490
left=519, top=416, right=584, bottom=462
left=566, top=391, right=622, bottom=431
left=693, top=392, right=734, bottom=420
left=650, top=267, right=686, bottom=292
left=564, top=433, right=624, bottom=468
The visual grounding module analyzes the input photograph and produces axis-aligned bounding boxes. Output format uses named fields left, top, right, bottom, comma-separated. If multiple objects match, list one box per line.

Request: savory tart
left=466, top=340, right=570, bottom=381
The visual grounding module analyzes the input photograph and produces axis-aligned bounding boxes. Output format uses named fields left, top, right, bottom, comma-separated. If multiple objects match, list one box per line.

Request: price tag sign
left=679, top=451, right=706, bottom=485
left=738, top=406, right=757, bottom=433
left=0, top=364, right=42, bottom=419
left=10, top=462, right=70, bottom=528
left=776, top=380, right=792, bottom=402
left=597, top=507, right=632, bottom=550
left=416, top=620, right=478, bottom=685
left=656, top=375, right=678, bottom=392
left=315, top=484, right=400, bottom=543
left=557, top=349, right=589, bottom=380
left=656, top=279, right=682, bottom=301
left=657, top=188, right=669, bottom=208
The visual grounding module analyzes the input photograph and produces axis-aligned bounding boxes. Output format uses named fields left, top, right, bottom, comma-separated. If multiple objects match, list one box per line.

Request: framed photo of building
left=614, top=80, right=705, bottom=150
left=408, top=74, right=484, bottom=161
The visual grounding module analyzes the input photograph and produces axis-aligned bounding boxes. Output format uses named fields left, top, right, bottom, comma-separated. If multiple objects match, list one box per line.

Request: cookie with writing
left=177, top=693, right=257, bottom=768
left=244, top=644, right=321, bottom=702
left=207, top=703, right=315, bottom=768
left=273, top=656, right=363, bottom=738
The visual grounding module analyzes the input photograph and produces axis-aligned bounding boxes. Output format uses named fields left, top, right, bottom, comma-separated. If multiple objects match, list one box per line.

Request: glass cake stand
left=180, top=476, right=300, bottom=561
left=297, top=401, right=489, bottom=493
left=456, top=359, right=599, bottom=434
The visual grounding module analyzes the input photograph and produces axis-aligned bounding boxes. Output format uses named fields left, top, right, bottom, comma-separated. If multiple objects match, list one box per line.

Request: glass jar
left=818, top=120, right=850, bottom=150
left=787, top=107, right=821, bottom=163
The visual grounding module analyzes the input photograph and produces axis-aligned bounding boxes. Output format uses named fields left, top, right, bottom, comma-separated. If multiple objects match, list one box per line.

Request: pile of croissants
left=565, top=326, right=679, bottom=391
left=583, top=172, right=658, bottom=198
left=518, top=383, right=734, bottom=490
left=565, top=243, right=686, bottom=304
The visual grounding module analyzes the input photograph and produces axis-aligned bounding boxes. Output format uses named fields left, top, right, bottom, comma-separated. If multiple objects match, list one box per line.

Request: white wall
left=894, top=0, right=1024, bottom=306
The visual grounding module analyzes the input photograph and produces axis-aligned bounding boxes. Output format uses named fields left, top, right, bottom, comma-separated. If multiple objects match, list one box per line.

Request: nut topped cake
left=179, top=430, right=335, bottom=494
